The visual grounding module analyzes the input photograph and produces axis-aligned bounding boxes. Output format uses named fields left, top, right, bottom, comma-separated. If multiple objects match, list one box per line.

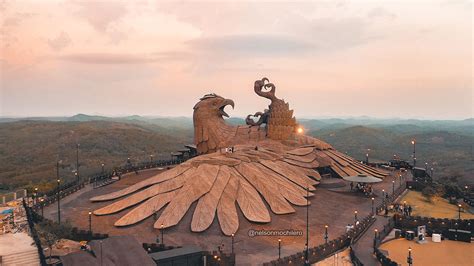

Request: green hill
left=310, top=126, right=474, bottom=184
left=0, top=115, right=472, bottom=191
left=0, top=120, right=193, bottom=190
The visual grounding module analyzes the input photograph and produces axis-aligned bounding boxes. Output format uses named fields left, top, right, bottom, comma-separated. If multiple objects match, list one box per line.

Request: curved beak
left=219, top=99, right=235, bottom=118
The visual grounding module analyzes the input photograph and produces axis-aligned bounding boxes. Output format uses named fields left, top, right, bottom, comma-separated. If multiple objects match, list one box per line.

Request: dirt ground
left=379, top=238, right=474, bottom=266
left=44, top=168, right=401, bottom=265
left=398, top=190, right=474, bottom=219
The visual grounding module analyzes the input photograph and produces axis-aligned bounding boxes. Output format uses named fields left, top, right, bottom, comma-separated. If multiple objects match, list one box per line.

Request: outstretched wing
left=90, top=143, right=386, bottom=235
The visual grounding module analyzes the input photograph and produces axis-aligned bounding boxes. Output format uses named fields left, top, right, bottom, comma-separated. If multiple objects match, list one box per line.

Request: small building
left=149, top=246, right=204, bottom=265
left=184, top=144, right=198, bottom=157
left=170, top=152, right=184, bottom=160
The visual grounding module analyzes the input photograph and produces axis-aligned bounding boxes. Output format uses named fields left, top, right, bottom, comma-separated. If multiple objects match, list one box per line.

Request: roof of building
left=184, top=144, right=197, bottom=150
left=149, top=246, right=203, bottom=261
left=61, top=236, right=155, bottom=266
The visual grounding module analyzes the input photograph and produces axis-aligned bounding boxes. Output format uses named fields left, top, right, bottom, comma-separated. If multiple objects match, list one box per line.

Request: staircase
left=1, top=249, right=40, bottom=266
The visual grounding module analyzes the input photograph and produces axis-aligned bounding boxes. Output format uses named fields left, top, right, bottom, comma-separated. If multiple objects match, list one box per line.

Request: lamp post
left=382, top=189, right=385, bottom=201
left=304, top=186, right=309, bottom=266
left=371, top=197, right=375, bottom=215
left=354, top=210, right=358, bottom=224
left=57, top=178, right=61, bottom=224
left=278, top=238, right=281, bottom=259
left=88, top=211, right=92, bottom=234
left=365, top=148, right=371, bottom=164
left=411, top=139, right=416, bottom=168
left=458, top=204, right=462, bottom=219
left=34, top=187, right=38, bottom=205
left=150, top=154, right=154, bottom=164
left=392, top=180, right=395, bottom=195
left=40, top=198, right=44, bottom=216
left=425, top=162, right=428, bottom=172
left=407, top=247, right=413, bottom=266
left=101, top=163, right=105, bottom=174
left=373, top=229, right=378, bottom=253
left=324, top=225, right=328, bottom=244
left=76, top=143, right=80, bottom=182
left=161, top=224, right=164, bottom=245
left=231, top=233, right=234, bottom=254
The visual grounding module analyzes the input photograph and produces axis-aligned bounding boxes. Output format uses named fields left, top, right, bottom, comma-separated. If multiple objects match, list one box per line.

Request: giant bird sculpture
left=91, top=78, right=387, bottom=235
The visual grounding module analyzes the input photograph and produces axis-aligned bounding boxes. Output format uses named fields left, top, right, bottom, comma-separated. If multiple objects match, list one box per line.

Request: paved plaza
left=43, top=167, right=404, bottom=265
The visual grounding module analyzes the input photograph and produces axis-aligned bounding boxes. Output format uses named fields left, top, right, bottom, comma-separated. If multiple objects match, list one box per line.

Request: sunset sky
left=0, top=0, right=472, bottom=119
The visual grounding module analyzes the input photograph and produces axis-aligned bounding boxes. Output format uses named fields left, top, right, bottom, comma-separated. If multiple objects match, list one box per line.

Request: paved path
left=352, top=171, right=412, bottom=266
left=352, top=215, right=390, bottom=266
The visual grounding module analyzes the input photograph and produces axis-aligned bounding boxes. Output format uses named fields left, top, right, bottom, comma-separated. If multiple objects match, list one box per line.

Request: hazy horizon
left=1, top=1, right=472, bottom=119
left=1, top=112, right=472, bottom=121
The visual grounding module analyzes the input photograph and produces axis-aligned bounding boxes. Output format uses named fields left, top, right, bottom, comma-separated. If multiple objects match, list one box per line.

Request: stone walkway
left=352, top=215, right=390, bottom=266
left=352, top=172, right=412, bottom=266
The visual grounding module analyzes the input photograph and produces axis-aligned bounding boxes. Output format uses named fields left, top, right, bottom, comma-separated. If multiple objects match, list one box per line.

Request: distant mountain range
left=0, top=114, right=472, bottom=191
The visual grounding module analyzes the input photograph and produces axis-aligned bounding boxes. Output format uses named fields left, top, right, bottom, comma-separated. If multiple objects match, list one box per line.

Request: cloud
left=367, top=7, right=397, bottom=20
left=188, top=34, right=314, bottom=56
left=72, top=1, right=127, bottom=32
left=48, top=31, right=72, bottom=51
left=56, top=52, right=189, bottom=64
left=187, top=17, right=379, bottom=58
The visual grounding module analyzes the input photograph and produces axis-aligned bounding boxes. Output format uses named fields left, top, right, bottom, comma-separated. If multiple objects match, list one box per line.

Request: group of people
left=393, top=203, right=413, bottom=216
left=350, top=182, right=374, bottom=197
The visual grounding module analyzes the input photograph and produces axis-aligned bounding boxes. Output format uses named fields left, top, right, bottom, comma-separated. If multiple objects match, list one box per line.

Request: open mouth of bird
left=218, top=99, right=234, bottom=118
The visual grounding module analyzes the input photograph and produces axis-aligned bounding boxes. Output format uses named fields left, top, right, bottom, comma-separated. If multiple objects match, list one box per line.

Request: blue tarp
left=0, top=208, right=13, bottom=214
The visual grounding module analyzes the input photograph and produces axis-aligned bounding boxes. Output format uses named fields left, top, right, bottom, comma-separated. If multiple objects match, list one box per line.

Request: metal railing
left=263, top=215, right=376, bottom=266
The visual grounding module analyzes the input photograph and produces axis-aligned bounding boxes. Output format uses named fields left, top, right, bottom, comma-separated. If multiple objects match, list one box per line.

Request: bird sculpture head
left=193, top=93, right=236, bottom=154
left=193, top=93, right=235, bottom=120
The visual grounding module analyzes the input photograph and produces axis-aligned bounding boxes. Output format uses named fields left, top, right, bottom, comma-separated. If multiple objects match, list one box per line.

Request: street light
left=40, top=198, right=44, bottom=216
left=354, top=210, right=358, bottom=224
left=407, top=247, right=413, bottom=266
left=324, top=225, right=328, bottom=244
left=76, top=143, right=80, bottom=180
left=57, top=178, right=61, bottom=224
left=33, top=187, right=38, bottom=205
left=392, top=180, right=395, bottom=194
left=458, top=204, right=462, bottom=219
left=150, top=154, right=154, bottom=163
left=231, top=233, right=234, bottom=254
left=161, top=224, right=164, bottom=245
left=371, top=197, right=375, bottom=215
left=278, top=238, right=281, bottom=259
left=411, top=139, right=416, bottom=167
left=304, top=186, right=309, bottom=266
left=101, top=163, right=105, bottom=174
left=88, top=211, right=92, bottom=234
left=425, top=162, right=428, bottom=171
left=366, top=148, right=370, bottom=164
left=382, top=189, right=385, bottom=200
left=373, top=229, right=378, bottom=253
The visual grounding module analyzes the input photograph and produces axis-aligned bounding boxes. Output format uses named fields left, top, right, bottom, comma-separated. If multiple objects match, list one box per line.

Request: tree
left=36, top=225, right=58, bottom=263
left=422, top=186, right=437, bottom=203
